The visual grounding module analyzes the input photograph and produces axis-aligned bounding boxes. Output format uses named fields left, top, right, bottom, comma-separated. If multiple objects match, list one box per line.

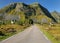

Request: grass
left=0, top=24, right=30, bottom=41
left=37, top=24, right=60, bottom=43
left=0, top=33, right=15, bottom=41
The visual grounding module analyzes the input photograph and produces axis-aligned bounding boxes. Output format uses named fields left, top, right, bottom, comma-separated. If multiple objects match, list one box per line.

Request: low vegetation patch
left=0, top=24, right=30, bottom=41
left=37, top=24, right=60, bottom=43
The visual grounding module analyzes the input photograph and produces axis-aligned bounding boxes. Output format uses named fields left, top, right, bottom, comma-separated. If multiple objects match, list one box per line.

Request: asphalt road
left=0, top=25, right=51, bottom=43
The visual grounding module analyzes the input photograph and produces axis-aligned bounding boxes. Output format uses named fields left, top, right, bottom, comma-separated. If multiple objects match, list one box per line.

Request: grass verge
left=37, top=24, right=60, bottom=43
left=0, top=24, right=30, bottom=41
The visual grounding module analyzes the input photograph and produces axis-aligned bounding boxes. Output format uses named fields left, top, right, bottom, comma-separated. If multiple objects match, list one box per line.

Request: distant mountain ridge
left=51, top=11, right=60, bottom=23
left=0, top=2, right=59, bottom=24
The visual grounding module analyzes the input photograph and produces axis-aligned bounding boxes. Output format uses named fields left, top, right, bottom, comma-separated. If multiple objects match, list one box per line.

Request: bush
left=0, top=31, right=5, bottom=36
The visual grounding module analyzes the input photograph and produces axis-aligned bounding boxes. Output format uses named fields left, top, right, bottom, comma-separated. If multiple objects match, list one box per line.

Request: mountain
left=51, top=11, right=60, bottom=23
left=0, top=2, right=57, bottom=25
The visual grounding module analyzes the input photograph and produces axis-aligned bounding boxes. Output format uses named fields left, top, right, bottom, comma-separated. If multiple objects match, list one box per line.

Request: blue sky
left=0, top=0, right=60, bottom=12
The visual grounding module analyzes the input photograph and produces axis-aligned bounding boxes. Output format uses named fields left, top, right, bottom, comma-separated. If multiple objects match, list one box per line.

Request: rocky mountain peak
left=0, top=2, right=58, bottom=23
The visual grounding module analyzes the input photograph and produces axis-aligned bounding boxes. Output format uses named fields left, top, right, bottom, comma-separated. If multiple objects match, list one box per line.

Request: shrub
left=0, top=31, right=5, bottom=36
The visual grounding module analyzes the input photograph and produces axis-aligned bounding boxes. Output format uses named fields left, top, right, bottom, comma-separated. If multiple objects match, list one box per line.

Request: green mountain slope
left=0, top=2, right=57, bottom=25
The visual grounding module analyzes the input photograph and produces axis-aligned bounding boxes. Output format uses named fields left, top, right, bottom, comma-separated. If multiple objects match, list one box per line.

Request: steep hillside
left=30, top=3, right=57, bottom=23
left=0, top=2, right=57, bottom=25
left=51, top=11, right=60, bottom=23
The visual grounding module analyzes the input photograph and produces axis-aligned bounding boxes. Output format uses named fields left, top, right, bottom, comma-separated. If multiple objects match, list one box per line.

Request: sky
left=0, top=0, right=60, bottom=12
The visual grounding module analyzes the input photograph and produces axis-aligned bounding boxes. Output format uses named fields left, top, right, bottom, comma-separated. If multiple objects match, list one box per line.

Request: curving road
left=0, top=25, right=51, bottom=43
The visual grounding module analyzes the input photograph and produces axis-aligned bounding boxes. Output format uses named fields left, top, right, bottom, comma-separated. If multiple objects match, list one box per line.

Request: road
left=0, top=25, right=51, bottom=43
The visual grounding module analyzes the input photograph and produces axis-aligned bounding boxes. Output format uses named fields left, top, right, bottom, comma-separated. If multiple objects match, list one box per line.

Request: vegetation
left=0, top=24, right=30, bottom=41
left=0, top=2, right=60, bottom=42
left=37, top=24, right=60, bottom=43
left=0, top=2, right=58, bottom=24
